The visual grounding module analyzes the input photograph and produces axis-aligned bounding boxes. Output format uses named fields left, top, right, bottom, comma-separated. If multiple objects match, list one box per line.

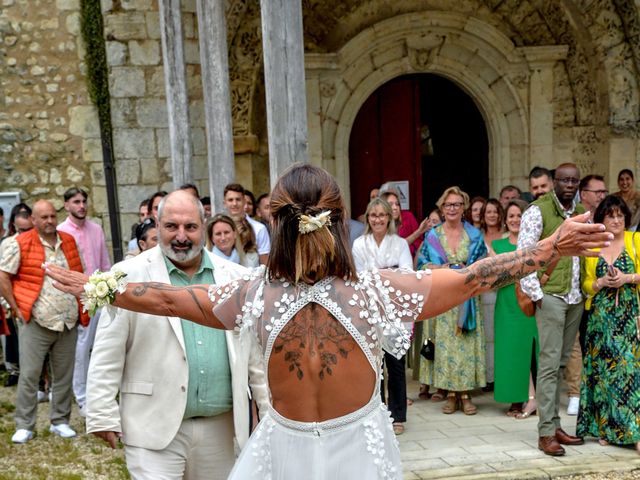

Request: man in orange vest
left=0, top=200, right=88, bottom=444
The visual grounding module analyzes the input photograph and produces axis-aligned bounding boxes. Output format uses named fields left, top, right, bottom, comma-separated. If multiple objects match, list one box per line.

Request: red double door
left=349, top=77, right=422, bottom=221
left=348, top=74, right=489, bottom=223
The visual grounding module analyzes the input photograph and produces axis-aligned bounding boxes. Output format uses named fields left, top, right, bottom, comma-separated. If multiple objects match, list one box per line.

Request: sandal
left=442, top=392, right=458, bottom=414
left=407, top=398, right=414, bottom=406
left=393, top=422, right=405, bottom=435
left=599, top=438, right=609, bottom=446
left=515, top=396, right=537, bottom=419
left=418, top=384, right=432, bottom=400
left=460, top=393, right=477, bottom=415
left=506, top=402, right=523, bottom=417
left=431, top=389, right=447, bottom=402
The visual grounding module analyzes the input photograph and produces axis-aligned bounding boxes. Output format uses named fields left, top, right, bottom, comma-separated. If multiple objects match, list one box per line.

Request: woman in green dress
left=578, top=195, right=640, bottom=451
left=492, top=200, right=539, bottom=418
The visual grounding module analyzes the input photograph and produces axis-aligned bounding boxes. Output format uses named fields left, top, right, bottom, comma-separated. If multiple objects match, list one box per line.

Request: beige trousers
left=125, top=411, right=235, bottom=480
left=564, top=336, right=582, bottom=397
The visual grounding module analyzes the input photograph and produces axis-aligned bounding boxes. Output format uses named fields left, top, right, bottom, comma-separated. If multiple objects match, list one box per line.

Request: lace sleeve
left=208, top=267, right=265, bottom=332
left=361, top=268, right=432, bottom=358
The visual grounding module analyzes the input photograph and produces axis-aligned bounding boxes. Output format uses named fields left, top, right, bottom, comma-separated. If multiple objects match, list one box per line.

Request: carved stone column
left=260, top=0, right=309, bottom=187
left=521, top=46, right=569, bottom=170
left=196, top=0, right=235, bottom=213
left=158, top=0, right=192, bottom=187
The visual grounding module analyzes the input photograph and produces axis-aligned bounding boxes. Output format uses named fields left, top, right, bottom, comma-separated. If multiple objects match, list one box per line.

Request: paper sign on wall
left=381, top=181, right=410, bottom=210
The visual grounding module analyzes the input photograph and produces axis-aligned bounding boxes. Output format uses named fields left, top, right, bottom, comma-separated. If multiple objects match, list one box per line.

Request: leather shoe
left=555, top=428, right=584, bottom=445
left=538, top=436, right=565, bottom=456
left=4, top=374, right=18, bottom=387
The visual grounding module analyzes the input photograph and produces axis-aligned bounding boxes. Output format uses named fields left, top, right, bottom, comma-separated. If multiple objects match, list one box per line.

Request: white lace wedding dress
left=209, top=266, right=432, bottom=480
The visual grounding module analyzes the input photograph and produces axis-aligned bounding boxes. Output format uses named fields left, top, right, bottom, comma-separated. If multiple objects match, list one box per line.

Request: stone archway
left=305, top=11, right=568, bottom=206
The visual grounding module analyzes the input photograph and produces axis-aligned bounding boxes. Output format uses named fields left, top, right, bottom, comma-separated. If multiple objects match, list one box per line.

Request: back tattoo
left=272, top=304, right=355, bottom=380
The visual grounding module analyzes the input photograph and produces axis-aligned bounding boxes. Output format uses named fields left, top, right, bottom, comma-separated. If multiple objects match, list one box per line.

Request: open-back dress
left=208, top=266, right=432, bottom=479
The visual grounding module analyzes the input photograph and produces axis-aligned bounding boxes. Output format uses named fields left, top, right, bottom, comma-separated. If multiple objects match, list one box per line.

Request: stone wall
left=0, top=0, right=99, bottom=212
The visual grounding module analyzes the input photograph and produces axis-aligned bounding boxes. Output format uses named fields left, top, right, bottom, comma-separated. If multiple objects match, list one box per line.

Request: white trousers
left=125, top=412, right=235, bottom=480
left=72, top=312, right=99, bottom=406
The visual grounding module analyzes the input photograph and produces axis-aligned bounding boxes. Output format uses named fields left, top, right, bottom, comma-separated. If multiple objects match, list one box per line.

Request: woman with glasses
left=352, top=197, right=413, bottom=435
left=578, top=195, right=640, bottom=452
left=416, top=186, right=487, bottom=415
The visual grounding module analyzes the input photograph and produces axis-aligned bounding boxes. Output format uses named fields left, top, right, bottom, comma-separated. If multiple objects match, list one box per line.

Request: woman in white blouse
left=352, top=197, right=413, bottom=435
left=352, top=198, right=413, bottom=272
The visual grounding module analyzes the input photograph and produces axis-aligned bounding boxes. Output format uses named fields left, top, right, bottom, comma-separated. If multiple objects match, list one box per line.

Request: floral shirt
left=516, top=193, right=582, bottom=304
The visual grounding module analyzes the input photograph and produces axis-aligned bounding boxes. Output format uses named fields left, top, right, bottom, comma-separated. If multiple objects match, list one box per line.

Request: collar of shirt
left=39, top=233, right=62, bottom=250
left=162, top=251, right=214, bottom=286
left=552, top=190, right=577, bottom=216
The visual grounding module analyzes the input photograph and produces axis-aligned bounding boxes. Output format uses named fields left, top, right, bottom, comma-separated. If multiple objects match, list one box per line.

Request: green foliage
left=80, top=0, right=113, bottom=143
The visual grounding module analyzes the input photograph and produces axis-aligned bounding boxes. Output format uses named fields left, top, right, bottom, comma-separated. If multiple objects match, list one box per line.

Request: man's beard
left=71, top=210, right=86, bottom=220
left=160, top=237, right=204, bottom=263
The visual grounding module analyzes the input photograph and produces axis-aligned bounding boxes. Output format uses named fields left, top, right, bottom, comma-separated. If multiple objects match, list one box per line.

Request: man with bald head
left=0, top=200, right=89, bottom=443
left=517, top=163, right=586, bottom=456
left=85, top=190, right=268, bottom=479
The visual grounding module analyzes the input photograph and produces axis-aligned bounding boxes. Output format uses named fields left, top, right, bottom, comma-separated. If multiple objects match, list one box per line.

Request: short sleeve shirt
left=0, top=235, right=78, bottom=331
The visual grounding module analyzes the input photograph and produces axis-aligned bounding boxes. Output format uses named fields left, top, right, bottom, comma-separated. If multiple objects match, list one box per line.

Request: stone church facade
left=1, top=0, right=639, bottom=250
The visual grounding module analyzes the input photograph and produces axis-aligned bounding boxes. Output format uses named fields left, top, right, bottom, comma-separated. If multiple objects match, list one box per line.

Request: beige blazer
left=85, top=246, right=269, bottom=451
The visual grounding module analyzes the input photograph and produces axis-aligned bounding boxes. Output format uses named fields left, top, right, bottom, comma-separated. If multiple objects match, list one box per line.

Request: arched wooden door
left=349, top=74, right=489, bottom=221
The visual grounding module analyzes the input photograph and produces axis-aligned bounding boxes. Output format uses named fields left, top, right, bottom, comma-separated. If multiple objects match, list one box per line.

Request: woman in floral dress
left=578, top=195, right=640, bottom=451
left=416, top=186, right=487, bottom=415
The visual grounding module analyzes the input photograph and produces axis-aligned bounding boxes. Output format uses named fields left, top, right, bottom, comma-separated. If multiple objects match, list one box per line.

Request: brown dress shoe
left=555, top=428, right=584, bottom=445
left=538, top=436, right=565, bottom=456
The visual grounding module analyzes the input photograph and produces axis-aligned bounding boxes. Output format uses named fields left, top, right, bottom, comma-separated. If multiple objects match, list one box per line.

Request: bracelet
left=83, top=270, right=128, bottom=316
left=632, top=274, right=637, bottom=284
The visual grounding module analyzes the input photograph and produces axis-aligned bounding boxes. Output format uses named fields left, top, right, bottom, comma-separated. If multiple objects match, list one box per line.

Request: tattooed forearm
left=127, top=282, right=212, bottom=320
left=459, top=243, right=558, bottom=291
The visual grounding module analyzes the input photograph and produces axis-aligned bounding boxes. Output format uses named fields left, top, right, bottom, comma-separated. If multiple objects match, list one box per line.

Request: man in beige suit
left=85, top=191, right=269, bottom=479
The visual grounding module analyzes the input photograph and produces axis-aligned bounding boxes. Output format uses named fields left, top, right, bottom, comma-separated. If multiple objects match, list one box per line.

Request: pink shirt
left=57, top=218, right=111, bottom=275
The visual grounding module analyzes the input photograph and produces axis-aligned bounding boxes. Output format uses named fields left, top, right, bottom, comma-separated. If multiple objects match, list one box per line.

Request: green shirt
left=164, top=254, right=232, bottom=419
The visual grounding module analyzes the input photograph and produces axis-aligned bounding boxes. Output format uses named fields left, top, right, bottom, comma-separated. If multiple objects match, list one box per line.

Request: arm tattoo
left=459, top=244, right=559, bottom=290
left=272, top=304, right=355, bottom=381
left=130, top=282, right=211, bottom=319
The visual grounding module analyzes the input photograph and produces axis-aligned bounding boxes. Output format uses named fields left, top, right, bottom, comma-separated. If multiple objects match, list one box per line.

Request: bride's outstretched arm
left=44, top=265, right=226, bottom=329
left=418, top=212, right=611, bottom=320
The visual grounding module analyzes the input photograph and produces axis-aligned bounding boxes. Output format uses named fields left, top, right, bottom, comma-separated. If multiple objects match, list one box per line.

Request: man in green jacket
left=517, top=163, right=586, bottom=456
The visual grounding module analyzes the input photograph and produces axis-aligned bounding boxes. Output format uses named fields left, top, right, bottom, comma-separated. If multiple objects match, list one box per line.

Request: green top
left=532, top=192, right=584, bottom=295
left=164, top=254, right=232, bottom=419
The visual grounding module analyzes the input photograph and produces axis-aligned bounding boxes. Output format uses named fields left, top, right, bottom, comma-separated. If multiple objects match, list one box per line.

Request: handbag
left=515, top=259, right=559, bottom=317
left=420, top=338, right=435, bottom=360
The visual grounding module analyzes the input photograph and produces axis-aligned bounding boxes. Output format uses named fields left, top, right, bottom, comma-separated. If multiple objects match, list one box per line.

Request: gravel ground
left=562, top=473, right=640, bottom=480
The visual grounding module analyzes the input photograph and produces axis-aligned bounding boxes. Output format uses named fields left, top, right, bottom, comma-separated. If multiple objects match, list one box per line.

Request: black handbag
left=420, top=338, right=435, bottom=360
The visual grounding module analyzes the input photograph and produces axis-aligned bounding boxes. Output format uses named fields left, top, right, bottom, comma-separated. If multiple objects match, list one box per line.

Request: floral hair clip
left=298, top=210, right=332, bottom=234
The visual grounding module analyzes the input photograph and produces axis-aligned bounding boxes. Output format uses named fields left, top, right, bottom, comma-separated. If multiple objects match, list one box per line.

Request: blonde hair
left=436, top=186, right=470, bottom=211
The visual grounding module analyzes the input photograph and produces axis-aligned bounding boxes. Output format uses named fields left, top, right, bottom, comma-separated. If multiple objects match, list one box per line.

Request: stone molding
left=306, top=11, right=568, bottom=204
